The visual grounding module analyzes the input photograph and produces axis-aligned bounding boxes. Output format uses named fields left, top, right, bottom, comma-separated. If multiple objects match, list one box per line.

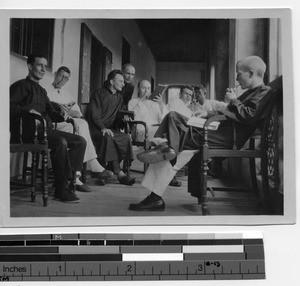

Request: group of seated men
left=10, top=56, right=137, bottom=202
left=10, top=54, right=271, bottom=210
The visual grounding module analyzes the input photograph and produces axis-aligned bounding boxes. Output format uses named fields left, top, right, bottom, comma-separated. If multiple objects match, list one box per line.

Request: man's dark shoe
left=118, top=175, right=136, bottom=186
left=91, top=170, right=114, bottom=179
left=137, top=143, right=176, bottom=164
left=54, top=192, right=80, bottom=203
left=91, top=170, right=114, bottom=185
left=76, top=184, right=92, bottom=192
left=97, top=178, right=106, bottom=186
left=169, top=177, right=182, bottom=187
left=129, top=195, right=165, bottom=211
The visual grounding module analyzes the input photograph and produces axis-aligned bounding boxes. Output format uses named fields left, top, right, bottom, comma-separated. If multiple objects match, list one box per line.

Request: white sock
left=88, top=158, right=105, bottom=172
left=75, top=171, right=83, bottom=185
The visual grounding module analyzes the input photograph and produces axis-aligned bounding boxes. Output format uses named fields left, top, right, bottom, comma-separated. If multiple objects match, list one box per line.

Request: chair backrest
left=231, top=76, right=283, bottom=149
left=261, top=76, right=283, bottom=151
left=10, top=114, right=48, bottom=145
left=10, top=114, right=22, bottom=144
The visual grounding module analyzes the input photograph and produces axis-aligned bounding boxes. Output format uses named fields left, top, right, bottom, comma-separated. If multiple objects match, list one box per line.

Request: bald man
left=129, top=56, right=272, bottom=211
left=128, top=80, right=168, bottom=141
left=121, top=64, right=136, bottom=108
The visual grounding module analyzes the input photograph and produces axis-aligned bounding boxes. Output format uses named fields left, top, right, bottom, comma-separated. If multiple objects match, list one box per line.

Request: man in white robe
left=128, top=80, right=168, bottom=142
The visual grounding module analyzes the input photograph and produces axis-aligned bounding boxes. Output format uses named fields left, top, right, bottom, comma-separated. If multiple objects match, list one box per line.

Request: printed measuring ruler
left=0, top=232, right=265, bottom=281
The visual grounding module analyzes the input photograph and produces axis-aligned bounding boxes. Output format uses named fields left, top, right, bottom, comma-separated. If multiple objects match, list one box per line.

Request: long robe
left=87, top=86, right=133, bottom=167
left=121, top=82, right=134, bottom=108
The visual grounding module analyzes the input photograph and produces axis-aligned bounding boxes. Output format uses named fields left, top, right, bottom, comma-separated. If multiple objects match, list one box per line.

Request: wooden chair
left=10, top=114, right=49, bottom=206
left=127, top=120, right=151, bottom=173
left=22, top=104, right=80, bottom=183
left=188, top=77, right=283, bottom=215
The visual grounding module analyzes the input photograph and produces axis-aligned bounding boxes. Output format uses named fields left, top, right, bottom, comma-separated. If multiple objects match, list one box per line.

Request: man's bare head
left=236, top=56, right=266, bottom=89
left=27, top=54, right=47, bottom=82
left=122, top=64, right=135, bottom=84
left=53, top=66, right=71, bottom=89
left=236, top=56, right=266, bottom=78
left=138, top=80, right=151, bottom=99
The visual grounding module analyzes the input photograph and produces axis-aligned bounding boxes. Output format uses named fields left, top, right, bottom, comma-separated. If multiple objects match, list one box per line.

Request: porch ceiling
left=135, top=19, right=211, bottom=63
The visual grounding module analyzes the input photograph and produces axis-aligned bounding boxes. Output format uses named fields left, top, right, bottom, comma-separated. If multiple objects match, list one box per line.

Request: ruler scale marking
left=0, top=233, right=265, bottom=281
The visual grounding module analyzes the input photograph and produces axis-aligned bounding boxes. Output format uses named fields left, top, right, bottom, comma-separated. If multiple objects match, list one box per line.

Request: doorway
left=78, top=23, right=108, bottom=116
left=90, top=35, right=104, bottom=95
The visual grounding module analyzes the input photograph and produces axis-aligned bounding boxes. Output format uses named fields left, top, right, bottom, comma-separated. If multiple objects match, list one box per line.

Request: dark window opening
left=151, top=76, right=155, bottom=92
left=10, top=18, right=54, bottom=69
left=122, top=36, right=130, bottom=66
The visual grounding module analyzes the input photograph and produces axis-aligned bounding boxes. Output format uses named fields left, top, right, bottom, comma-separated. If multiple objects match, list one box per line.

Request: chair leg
left=143, top=142, right=150, bottom=173
left=143, top=163, right=148, bottom=174
left=41, top=150, right=48, bottom=207
left=22, top=152, right=29, bottom=183
left=201, top=158, right=209, bottom=216
left=30, top=152, right=37, bottom=203
left=249, top=158, right=259, bottom=196
left=261, top=153, right=273, bottom=213
left=249, top=138, right=259, bottom=196
left=70, top=171, right=76, bottom=193
left=81, top=162, right=87, bottom=183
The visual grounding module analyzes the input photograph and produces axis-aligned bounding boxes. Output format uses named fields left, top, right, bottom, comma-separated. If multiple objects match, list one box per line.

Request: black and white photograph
left=0, top=9, right=295, bottom=227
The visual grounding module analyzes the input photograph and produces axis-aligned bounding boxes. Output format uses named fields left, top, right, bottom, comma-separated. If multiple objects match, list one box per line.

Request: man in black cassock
left=87, top=70, right=135, bottom=185
left=121, top=63, right=135, bottom=108
left=10, top=54, right=87, bottom=202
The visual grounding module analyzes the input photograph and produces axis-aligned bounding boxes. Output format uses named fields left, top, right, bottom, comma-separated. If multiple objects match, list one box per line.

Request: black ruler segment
left=26, top=240, right=52, bottom=246
left=0, top=241, right=25, bottom=246
left=79, top=240, right=104, bottom=246
left=134, top=240, right=161, bottom=245
left=0, top=254, right=123, bottom=262
left=51, top=240, right=78, bottom=246
left=106, top=240, right=133, bottom=245
left=0, top=233, right=265, bottom=281
left=243, top=239, right=264, bottom=244
left=0, top=246, right=58, bottom=254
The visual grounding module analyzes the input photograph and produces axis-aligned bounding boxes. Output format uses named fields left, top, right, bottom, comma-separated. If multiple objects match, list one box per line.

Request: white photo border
left=0, top=8, right=295, bottom=227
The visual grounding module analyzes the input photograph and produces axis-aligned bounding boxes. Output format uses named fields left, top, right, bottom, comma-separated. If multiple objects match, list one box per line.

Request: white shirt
left=167, top=97, right=193, bottom=118
left=128, top=97, right=168, bottom=125
left=46, top=84, right=82, bottom=118
left=197, top=99, right=228, bottom=112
